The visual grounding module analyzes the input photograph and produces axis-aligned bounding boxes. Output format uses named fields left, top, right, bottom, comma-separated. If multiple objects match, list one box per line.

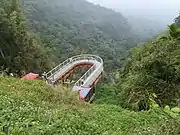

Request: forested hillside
left=127, top=16, right=165, bottom=41
left=1, top=0, right=161, bottom=75
left=0, top=76, right=179, bottom=134
left=95, top=14, right=180, bottom=111
left=0, top=0, right=56, bottom=75
left=20, top=0, right=140, bottom=73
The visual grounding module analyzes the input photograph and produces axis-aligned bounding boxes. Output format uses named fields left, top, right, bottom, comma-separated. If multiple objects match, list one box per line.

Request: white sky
left=87, top=0, right=180, bottom=10
left=87, top=0, right=180, bottom=23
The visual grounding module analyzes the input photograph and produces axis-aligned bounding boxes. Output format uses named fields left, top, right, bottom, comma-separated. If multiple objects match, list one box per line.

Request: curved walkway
left=45, top=54, right=104, bottom=100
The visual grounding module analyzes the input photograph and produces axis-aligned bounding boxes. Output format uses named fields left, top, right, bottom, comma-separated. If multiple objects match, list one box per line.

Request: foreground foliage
left=115, top=34, right=180, bottom=110
left=0, top=76, right=179, bottom=135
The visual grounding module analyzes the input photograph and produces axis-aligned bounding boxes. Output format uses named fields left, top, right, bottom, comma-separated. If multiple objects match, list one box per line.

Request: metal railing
left=45, top=54, right=103, bottom=85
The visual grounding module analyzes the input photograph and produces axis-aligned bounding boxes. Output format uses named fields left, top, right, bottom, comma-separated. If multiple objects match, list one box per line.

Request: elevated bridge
left=45, top=54, right=103, bottom=102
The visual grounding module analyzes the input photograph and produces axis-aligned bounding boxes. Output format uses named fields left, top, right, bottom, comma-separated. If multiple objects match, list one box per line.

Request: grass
left=0, top=76, right=179, bottom=135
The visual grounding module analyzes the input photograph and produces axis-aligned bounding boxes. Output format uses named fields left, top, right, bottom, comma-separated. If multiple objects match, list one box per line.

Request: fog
left=87, top=0, right=180, bottom=25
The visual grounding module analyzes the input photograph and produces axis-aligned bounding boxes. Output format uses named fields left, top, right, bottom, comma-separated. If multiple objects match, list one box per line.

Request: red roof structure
left=21, top=73, right=39, bottom=80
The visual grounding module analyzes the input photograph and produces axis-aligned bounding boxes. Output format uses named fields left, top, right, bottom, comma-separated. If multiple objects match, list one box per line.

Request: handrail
left=45, top=54, right=103, bottom=88
left=74, top=56, right=103, bottom=86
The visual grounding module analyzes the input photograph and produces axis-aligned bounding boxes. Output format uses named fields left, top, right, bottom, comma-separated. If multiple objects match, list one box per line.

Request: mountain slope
left=127, top=16, right=165, bottom=41
left=20, top=0, right=138, bottom=72
left=0, top=0, right=55, bottom=74
left=0, top=76, right=179, bottom=134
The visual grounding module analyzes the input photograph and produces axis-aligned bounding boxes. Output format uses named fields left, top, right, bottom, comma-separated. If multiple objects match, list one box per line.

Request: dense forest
left=20, top=0, right=142, bottom=74
left=0, top=0, right=56, bottom=75
left=96, top=15, right=180, bottom=111
left=1, top=0, right=164, bottom=76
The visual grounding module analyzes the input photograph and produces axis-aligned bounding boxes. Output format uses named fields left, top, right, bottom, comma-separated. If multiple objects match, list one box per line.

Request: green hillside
left=0, top=76, right=179, bottom=135
left=0, top=0, right=56, bottom=74
left=20, top=0, right=139, bottom=72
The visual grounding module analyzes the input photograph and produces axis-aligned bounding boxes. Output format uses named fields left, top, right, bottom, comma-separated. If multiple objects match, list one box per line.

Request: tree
left=117, top=38, right=180, bottom=110
left=175, top=13, right=180, bottom=27
left=0, top=0, right=55, bottom=75
left=168, top=23, right=180, bottom=39
left=20, top=0, right=139, bottom=76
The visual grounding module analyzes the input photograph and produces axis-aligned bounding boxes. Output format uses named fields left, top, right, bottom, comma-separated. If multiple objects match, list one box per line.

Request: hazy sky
left=87, top=0, right=180, bottom=23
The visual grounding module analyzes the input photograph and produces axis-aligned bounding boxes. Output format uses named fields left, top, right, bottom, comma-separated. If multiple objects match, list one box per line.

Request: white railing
left=74, top=56, right=103, bottom=87
left=45, top=54, right=103, bottom=86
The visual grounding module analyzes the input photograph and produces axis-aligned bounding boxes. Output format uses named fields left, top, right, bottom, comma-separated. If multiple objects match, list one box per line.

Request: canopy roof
left=21, top=73, right=39, bottom=80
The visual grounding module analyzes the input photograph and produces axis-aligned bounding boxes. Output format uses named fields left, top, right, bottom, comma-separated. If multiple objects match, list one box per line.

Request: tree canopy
left=20, top=0, right=140, bottom=75
left=0, top=0, right=55, bottom=75
left=175, top=13, right=180, bottom=27
left=114, top=22, right=180, bottom=110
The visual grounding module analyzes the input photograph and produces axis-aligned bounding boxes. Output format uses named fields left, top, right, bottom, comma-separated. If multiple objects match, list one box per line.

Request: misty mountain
left=20, top=0, right=140, bottom=71
left=87, top=0, right=179, bottom=40
left=87, top=0, right=180, bottom=25
left=86, top=0, right=169, bottom=41
left=21, top=0, right=136, bottom=41
left=127, top=16, right=165, bottom=41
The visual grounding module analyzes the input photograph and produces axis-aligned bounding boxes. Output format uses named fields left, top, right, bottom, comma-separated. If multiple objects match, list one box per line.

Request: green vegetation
left=175, top=13, right=180, bottom=27
left=20, top=0, right=140, bottom=73
left=117, top=38, right=180, bottom=110
left=94, top=23, right=180, bottom=112
left=0, top=0, right=162, bottom=76
left=0, top=0, right=180, bottom=134
left=0, top=0, right=55, bottom=75
left=168, top=23, right=180, bottom=39
left=0, top=76, right=179, bottom=135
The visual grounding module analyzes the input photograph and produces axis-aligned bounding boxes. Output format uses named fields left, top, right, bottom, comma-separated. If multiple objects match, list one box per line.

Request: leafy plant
left=0, top=76, right=179, bottom=134
left=168, top=23, right=180, bottom=39
left=116, top=38, right=180, bottom=110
